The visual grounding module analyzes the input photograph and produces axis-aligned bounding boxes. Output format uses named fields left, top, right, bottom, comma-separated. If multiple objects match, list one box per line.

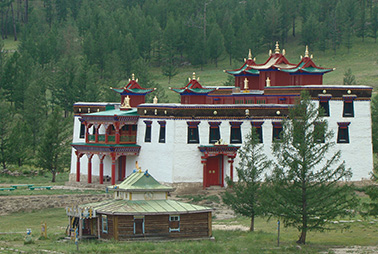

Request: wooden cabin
left=66, top=169, right=213, bottom=240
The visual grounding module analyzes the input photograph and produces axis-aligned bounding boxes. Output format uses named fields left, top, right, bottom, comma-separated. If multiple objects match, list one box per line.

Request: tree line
left=0, top=0, right=378, bottom=178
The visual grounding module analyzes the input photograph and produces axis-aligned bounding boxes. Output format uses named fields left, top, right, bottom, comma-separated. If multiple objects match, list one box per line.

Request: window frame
left=343, top=96, right=355, bottom=117
left=209, top=122, right=221, bottom=144
left=158, top=121, right=166, bottom=143
left=337, top=122, right=350, bottom=144
left=318, top=95, right=331, bottom=117
left=79, top=122, right=85, bottom=139
left=187, top=121, right=200, bottom=144
left=169, top=215, right=180, bottom=232
left=102, top=215, right=108, bottom=233
left=272, top=122, right=283, bottom=142
left=144, top=120, right=152, bottom=143
left=230, top=122, right=242, bottom=144
left=251, top=121, right=264, bottom=143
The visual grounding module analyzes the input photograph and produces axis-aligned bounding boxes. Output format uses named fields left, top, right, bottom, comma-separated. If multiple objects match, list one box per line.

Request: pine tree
left=265, top=91, right=357, bottom=244
left=222, top=127, right=271, bottom=231
left=207, top=23, right=224, bottom=67
left=343, top=68, right=357, bottom=85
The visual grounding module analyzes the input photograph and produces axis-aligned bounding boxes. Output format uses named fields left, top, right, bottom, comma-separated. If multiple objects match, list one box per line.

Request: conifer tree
left=222, top=127, right=271, bottom=231
left=265, top=91, right=357, bottom=244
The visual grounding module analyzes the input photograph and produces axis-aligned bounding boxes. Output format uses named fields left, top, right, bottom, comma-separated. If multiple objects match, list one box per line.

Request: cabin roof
left=79, top=199, right=213, bottom=215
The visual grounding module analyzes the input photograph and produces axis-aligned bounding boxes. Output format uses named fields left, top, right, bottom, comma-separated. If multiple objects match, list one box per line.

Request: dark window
left=272, top=122, right=283, bottom=141
left=251, top=122, right=264, bottom=143
left=343, top=101, right=354, bottom=117
left=314, top=122, right=326, bottom=143
left=209, top=122, right=221, bottom=144
left=92, top=126, right=96, bottom=135
left=102, top=215, right=108, bottom=233
left=144, top=121, right=152, bottom=143
left=319, top=101, right=330, bottom=116
left=337, top=122, right=350, bottom=143
left=187, top=121, right=200, bottom=144
left=169, top=215, right=180, bottom=232
left=79, top=123, right=85, bottom=139
left=158, top=121, right=166, bottom=143
left=230, top=122, right=242, bottom=144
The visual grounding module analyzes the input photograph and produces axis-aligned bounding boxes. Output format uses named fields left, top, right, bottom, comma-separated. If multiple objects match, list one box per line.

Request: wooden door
left=134, top=218, right=144, bottom=235
left=206, top=155, right=222, bottom=187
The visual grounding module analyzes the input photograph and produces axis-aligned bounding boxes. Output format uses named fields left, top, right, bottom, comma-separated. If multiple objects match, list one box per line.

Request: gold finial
left=136, top=78, right=138, bottom=82
left=248, top=49, right=252, bottom=60
left=310, top=54, right=313, bottom=59
left=300, top=55, right=303, bottom=60
left=282, top=49, right=286, bottom=56
left=244, top=78, right=249, bottom=90
left=197, top=77, right=200, bottom=81
left=128, top=78, right=130, bottom=82
left=192, top=72, right=196, bottom=80
left=132, top=73, right=135, bottom=80
left=274, top=41, right=280, bottom=54
left=269, top=49, right=272, bottom=56
left=121, top=95, right=131, bottom=109
left=304, top=45, right=309, bottom=58
left=153, top=96, right=158, bottom=104
left=188, top=77, right=191, bottom=82
left=266, top=77, right=271, bottom=87
left=244, top=58, right=246, bottom=62
left=253, top=57, right=256, bottom=61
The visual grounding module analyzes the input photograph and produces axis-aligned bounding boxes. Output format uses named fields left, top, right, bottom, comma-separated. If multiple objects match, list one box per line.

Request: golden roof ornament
left=269, top=49, right=272, bottom=56
left=132, top=73, right=135, bottom=80
left=274, top=41, right=280, bottom=54
left=136, top=78, right=138, bottom=82
left=282, top=49, right=286, bottom=56
left=153, top=96, right=158, bottom=104
left=192, top=72, right=196, bottom=80
left=304, top=45, right=309, bottom=58
left=248, top=49, right=252, bottom=60
left=266, top=77, right=271, bottom=87
left=244, top=78, right=249, bottom=90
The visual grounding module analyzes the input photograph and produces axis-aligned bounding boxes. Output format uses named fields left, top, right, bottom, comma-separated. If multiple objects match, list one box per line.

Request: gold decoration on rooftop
left=192, top=72, right=196, bottom=80
left=244, top=78, right=249, bottom=90
left=248, top=49, right=252, bottom=60
left=269, top=49, right=272, bottom=56
left=266, top=77, right=271, bottom=87
left=282, top=49, right=286, bottom=56
left=153, top=96, right=158, bottom=104
left=304, top=45, right=309, bottom=58
left=121, top=95, right=131, bottom=109
left=132, top=73, right=135, bottom=80
left=274, top=41, right=280, bottom=54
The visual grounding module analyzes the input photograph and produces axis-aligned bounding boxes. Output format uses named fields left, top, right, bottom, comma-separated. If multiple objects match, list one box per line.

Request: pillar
left=87, top=154, right=94, bottom=184
left=75, top=151, right=83, bottom=182
left=99, top=155, right=105, bottom=184
left=85, top=123, right=90, bottom=143
left=111, top=153, right=116, bottom=185
left=95, top=124, right=99, bottom=143
left=201, top=156, right=207, bottom=189
left=115, top=122, right=120, bottom=144
left=228, top=156, right=235, bottom=187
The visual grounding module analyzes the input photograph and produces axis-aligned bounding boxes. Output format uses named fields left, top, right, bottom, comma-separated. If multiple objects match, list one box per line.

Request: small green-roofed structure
left=66, top=169, right=213, bottom=241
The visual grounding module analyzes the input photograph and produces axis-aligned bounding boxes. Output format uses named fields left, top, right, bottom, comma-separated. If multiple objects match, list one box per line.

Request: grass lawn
left=0, top=171, right=69, bottom=186
left=1, top=208, right=378, bottom=253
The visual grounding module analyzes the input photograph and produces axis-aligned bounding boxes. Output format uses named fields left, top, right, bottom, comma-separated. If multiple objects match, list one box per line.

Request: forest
left=0, top=0, right=377, bottom=176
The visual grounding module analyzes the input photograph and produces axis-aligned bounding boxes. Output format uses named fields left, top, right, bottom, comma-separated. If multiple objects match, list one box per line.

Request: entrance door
left=206, top=155, right=223, bottom=187
left=134, top=217, right=144, bottom=235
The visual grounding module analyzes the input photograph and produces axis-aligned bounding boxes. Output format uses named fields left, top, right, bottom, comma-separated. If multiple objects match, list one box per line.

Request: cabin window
left=209, top=122, right=221, bottom=144
left=144, top=120, right=152, bottom=143
left=158, top=121, right=166, bottom=143
left=314, top=122, right=326, bottom=143
left=169, top=215, right=180, bottom=232
left=318, top=96, right=331, bottom=117
left=187, top=121, right=200, bottom=144
left=79, top=123, right=85, bottom=139
left=251, top=121, right=264, bottom=143
left=134, top=216, right=145, bottom=234
left=230, top=122, right=242, bottom=144
left=343, top=101, right=354, bottom=117
left=272, top=122, right=283, bottom=142
left=337, top=122, right=350, bottom=144
left=102, top=215, right=108, bottom=233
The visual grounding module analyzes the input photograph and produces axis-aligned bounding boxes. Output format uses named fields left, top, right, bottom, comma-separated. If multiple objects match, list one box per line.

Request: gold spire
left=269, top=49, right=272, bottom=56
left=304, top=45, right=309, bottom=58
left=274, top=41, right=280, bottom=54
left=132, top=73, right=135, bottom=80
left=192, top=72, right=196, bottom=80
left=248, top=49, right=252, bottom=60
left=282, top=49, right=286, bottom=56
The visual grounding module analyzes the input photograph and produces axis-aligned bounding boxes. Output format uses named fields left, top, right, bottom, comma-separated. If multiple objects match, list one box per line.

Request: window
left=134, top=216, right=145, bottom=234
left=272, top=122, right=283, bottom=141
left=169, top=215, right=180, bottom=232
left=102, top=215, right=108, bottom=233
left=144, top=121, right=152, bottom=143
left=318, top=96, right=331, bottom=117
left=251, top=121, right=264, bottom=143
left=337, top=122, right=350, bottom=143
left=79, top=123, right=85, bottom=139
left=158, top=121, right=166, bottom=143
left=343, top=96, right=355, bottom=117
left=314, top=122, right=326, bottom=143
left=209, top=122, right=221, bottom=144
left=187, top=121, right=200, bottom=144
left=230, top=122, right=242, bottom=144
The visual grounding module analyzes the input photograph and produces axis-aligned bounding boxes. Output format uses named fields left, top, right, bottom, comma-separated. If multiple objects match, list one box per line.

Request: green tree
left=343, top=68, right=357, bottom=85
left=223, top=128, right=271, bottom=231
left=0, top=98, right=11, bottom=169
left=371, top=94, right=378, bottom=154
left=265, top=91, right=357, bottom=244
left=37, top=108, right=71, bottom=182
left=207, top=23, right=224, bottom=67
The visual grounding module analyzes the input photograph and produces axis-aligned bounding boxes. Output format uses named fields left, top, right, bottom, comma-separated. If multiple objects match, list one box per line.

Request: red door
left=206, top=155, right=223, bottom=187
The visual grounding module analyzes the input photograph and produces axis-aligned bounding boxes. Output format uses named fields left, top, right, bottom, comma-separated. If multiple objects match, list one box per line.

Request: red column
left=87, top=154, right=94, bottom=184
left=85, top=123, right=89, bottom=143
left=115, top=123, right=120, bottom=144
left=201, top=156, right=207, bottom=189
left=95, top=125, right=99, bottom=143
left=75, top=151, right=83, bottom=182
left=111, top=153, right=116, bottom=185
left=228, top=156, right=235, bottom=187
left=99, top=155, right=105, bottom=184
